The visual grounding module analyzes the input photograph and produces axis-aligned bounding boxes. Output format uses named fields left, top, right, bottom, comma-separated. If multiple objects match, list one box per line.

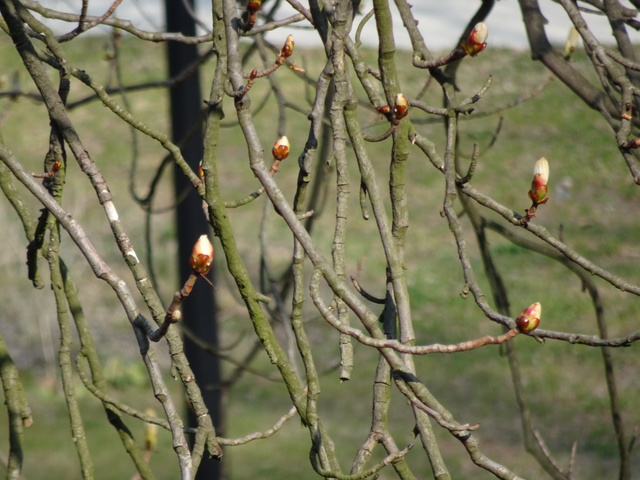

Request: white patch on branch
left=104, top=201, right=119, bottom=222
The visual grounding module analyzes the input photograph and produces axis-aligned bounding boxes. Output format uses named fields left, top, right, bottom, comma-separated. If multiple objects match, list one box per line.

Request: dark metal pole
left=165, top=1, right=222, bottom=478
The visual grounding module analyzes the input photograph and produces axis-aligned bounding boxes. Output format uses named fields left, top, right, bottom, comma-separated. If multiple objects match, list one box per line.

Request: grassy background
left=0, top=32, right=639, bottom=479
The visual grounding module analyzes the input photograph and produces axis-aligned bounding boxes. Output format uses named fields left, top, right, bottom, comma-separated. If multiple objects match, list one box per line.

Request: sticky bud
left=393, top=93, right=409, bottom=120
left=528, top=157, right=549, bottom=205
left=247, top=0, right=262, bottom=12
left=624, top=138, right=640, bottom=149
left=190, top=235, right=214, bottom=275
left=281, top=35, right=294, bottom=58
left=516, top=302, right=541, bottom=332
left=198, top=160, right=204, bottom=182
left=462, top=22, right=488, bottom=57
left=377, top=105, right=391, bottom=115
left=272, top=136, right=290, bottom=160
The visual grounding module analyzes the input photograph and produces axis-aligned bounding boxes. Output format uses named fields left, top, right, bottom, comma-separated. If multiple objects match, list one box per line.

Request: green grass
left=1, top=31, right=639, bottom=480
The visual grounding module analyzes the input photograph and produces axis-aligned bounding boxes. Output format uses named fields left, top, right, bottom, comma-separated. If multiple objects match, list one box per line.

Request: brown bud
left=281, top=35, right=294, bottom=58
left=624, top=138, right=640, bottom=149
left=247, top=0, right=262, bottom=12
left=272, top=136, right=290, bottom=161
left=393, top=93, right=409, bottom=120
left=190, top=235, right=214, bottom=275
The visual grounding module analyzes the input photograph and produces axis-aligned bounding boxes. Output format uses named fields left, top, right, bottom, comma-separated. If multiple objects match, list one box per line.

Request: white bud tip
left=533, top=157, right=549, bottom=182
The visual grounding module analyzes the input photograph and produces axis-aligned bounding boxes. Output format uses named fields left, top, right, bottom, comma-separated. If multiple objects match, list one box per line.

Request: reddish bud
left=624, top=138, right=640, bottom=149
left=462, top=22, right=488, bottom=57
left=272, top=136, right=290, bottom=160
left=280, top=35, right=294, bottom=58
left=51, top=160, right=61, bottom=173
left=247, top=0, right=262, bottom=12
left=393, top=93, right=409, bottom=120
left=198, top=161, right=204, bottom=182
left=528, top=157, right=549, bottom=205
left=516, top=302, right=541, bottom=332
left=190, top=235, right=214, bottom=275
left=377, top=105, right=391, bottom=116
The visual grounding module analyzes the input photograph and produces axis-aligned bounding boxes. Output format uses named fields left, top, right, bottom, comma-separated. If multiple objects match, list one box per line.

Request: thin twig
left=217, top=405, right=297, bottom=446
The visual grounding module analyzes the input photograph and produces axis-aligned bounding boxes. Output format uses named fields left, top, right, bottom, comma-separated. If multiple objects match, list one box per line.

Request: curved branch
left=0, top=142, right=193, bottom=477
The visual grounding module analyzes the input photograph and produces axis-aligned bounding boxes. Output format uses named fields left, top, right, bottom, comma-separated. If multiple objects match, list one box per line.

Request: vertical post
left=165, top=1, right=222, bottom=478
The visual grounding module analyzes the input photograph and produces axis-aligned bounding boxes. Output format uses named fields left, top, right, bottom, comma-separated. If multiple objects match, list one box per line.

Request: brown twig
left=350, top=275, right=385, bottom=304
left=314, top=276, right=523, bottom=354
left=413, top=47, right=468, bottom=69
left=232, top=36, right=295, bottom=98
left=395, top=376, right=480, bottom=433
left=568, top=441, right=578, bottom=480
left=457, top=143, right=479, bottom=185
left=148, top=274, right=198, bottom=342
left=363, top=124, right=396, bottom=142
left=532, top=429, right=567, bottom=477
left=217, top=405, right=297, bottom=445
left=57, top=0, right=124, bottom=42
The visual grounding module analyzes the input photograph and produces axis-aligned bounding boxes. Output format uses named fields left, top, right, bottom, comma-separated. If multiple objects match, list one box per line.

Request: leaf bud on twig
left=197, top=160, right=204, bottom=183
left=247, top=0, right=262, bottom=12
left=272, top=136, right=290, bottom=160
left=622, top=138, right=640, bottom=149
left=528, top=156, right=549, bottom=205
left=516, top=302, right=541, bottom=332
left=190, top=235, right=214, bottom=275
left=393, top=93, right=409, bottom=120
left=377, top=104, right=391, bottom=116
left=461, top=22, right=488, bottom=57
left=280, top=35, right=294, bottom=59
